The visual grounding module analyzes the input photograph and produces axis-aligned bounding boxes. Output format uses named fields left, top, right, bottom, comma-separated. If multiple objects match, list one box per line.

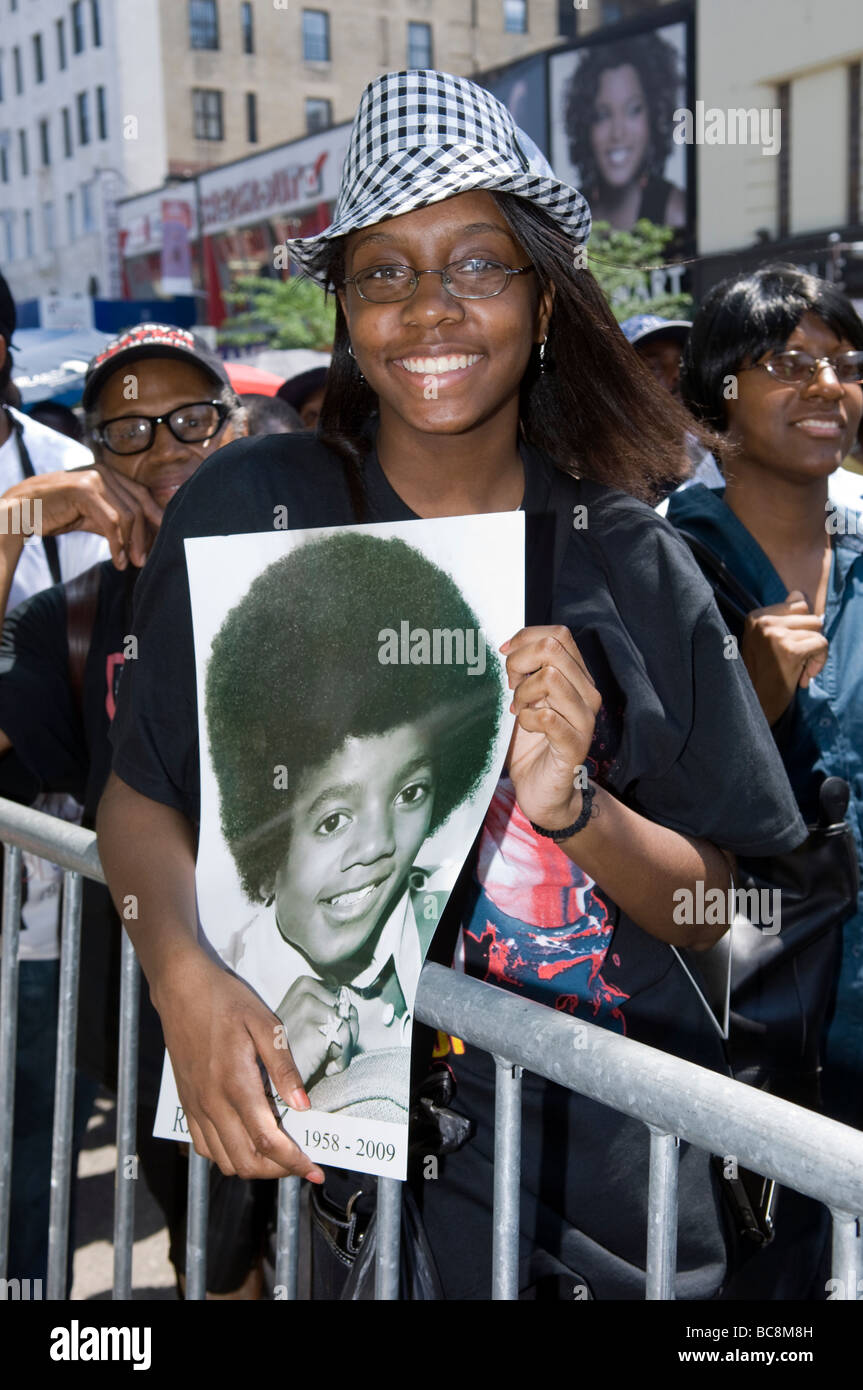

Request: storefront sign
left=198, top=124, right=349, bottom=235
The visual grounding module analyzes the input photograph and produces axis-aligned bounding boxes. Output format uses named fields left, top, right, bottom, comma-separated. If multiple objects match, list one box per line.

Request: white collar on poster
left=231, top=885, right=421, bottom=1033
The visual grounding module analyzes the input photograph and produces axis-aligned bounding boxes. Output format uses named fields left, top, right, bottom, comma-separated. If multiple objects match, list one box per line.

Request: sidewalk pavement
left=71, top=1090, right=176, bottom=1301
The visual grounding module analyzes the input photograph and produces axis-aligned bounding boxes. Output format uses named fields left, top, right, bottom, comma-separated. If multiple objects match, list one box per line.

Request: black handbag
left=308, top=1169, right=445, bottom=1300
left=338, top=1184, right=444, bottom=1301
left=731, top=775, right=858, bottom=1106
left=676, top=528, right=860, bottom=1108
left=307, top=1064, right=470, bottom=1299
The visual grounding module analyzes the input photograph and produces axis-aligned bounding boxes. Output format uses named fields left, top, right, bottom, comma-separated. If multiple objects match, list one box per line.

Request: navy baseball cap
left=620, top=315, right=692, bottom=348
left=276, top=365, right=329, bottom=410
left=82, top=322, right=231, bottom=410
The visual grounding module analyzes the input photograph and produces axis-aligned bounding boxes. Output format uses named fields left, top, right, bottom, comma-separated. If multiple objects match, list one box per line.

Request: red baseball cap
left=82, top=322, right=231, bottom=410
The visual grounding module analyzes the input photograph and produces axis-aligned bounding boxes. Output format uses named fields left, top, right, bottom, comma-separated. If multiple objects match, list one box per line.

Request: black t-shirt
left=0, top=560, right=166, bottom=1100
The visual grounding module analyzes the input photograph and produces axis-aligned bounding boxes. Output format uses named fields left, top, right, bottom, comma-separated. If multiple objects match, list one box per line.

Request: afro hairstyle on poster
left=205, top=530, right=504, bottom=903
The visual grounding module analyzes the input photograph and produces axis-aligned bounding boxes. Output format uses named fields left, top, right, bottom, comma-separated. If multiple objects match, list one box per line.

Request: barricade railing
left=1, top=796, right=861, bottom=1301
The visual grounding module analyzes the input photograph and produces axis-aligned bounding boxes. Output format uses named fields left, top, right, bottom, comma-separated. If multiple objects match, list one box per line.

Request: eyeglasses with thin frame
left=743, top=349, right=863, bottom=387
left=344, top=258, right=535, bottom=304
left=95, top=400, right=230, bottom=456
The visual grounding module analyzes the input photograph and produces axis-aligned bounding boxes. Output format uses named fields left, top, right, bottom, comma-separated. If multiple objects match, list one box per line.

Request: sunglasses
left=95, top=401, right=230, bottom=456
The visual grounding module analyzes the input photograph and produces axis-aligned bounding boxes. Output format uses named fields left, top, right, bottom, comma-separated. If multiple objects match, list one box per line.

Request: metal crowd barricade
left=1, top=795, right=862, bottom=1301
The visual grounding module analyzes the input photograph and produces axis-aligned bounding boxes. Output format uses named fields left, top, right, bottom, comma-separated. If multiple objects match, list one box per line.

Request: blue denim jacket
left=666, top=484, right=863, bottom=1095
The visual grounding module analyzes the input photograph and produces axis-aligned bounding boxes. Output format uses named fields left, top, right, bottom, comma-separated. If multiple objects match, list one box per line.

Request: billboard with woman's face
left=549, top=19, right=692, bottom=236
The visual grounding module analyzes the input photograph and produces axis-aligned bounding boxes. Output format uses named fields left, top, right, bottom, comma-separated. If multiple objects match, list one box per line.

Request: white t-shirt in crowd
left=829, top=465, right=863, bottom=511
left=0, top=406, right=108, bottom=614
left=0, top=406, right=109, bottom=961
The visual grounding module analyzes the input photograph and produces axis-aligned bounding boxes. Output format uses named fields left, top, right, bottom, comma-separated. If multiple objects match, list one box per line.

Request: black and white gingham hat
left=286, top=70, right=591, bottom=282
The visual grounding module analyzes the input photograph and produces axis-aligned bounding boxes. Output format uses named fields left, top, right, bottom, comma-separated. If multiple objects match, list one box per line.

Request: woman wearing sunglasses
left=97, top=74, right=805, bottom=1300
left=668, top=266, right=863, bottom=1137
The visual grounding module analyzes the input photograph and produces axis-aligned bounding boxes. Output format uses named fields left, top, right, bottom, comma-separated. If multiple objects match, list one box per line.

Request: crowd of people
left=0, top=66, right=861, bottom=1302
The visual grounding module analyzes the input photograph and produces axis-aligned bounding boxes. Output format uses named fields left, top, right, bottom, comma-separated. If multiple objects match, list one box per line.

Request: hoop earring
left=347, top=342, right=365, bottom=383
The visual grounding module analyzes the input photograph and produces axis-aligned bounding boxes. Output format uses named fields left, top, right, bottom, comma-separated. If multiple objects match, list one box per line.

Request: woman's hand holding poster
left=153, top=512, right=523, bottom=1178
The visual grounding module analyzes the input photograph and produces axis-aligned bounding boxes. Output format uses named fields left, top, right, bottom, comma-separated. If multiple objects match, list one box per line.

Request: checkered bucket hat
left=286, top=69, right=591, bottom=282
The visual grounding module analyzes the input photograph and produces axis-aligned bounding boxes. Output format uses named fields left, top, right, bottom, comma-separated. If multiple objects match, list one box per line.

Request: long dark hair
left=314, top=193, right=703, bottom=506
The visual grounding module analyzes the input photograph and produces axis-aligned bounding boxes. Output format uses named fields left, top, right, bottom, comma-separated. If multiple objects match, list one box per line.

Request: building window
left=97, top=84, right=107, bottom=139
left=0, top=145, right=7, bottom=184
left=193, top=88, right=223, bottom=140
left=246, top=91, right=258, bottom=143
left=777, top=80, right=790, bottom=239
left=407, top=21, right=432, bottom=68
left=33, top=33, right=45, bottom=83
left=3, top=215, right=12, bottom=262
left=302, top=10, right=330, bottom=63
left=76, top=90, right=90, bottom=145
left=57, top=17, right=68, bottom=69
left=849, top=62, right=861, bottom=225
left=72, top=1, right=85, bottom=54
left=91, top=0, right=101, bottom=47
left=13, top=47, right=22, bottom=95
left=189, top=0, right=219, bottom=50
left=62, top=106, right=73, bottom=157
left=503, top=0, right=527, bottom=33
left=24, top=208, right=33, bottom=258
left=42, top=201, right=55, bottom=252
left=305, top=97, right=332, bottom=133
left=39, top=117, right=50, bottom=166
left=80, top=180, right=95, bottom=233
left=241, top=1, right=254, bottom=54
left=66, top=190, right=76, bottom=241
left=18, top=128, right=28, bottom=177
left=599, top=0, right=654, bottom=21
left=556, top=0, right=577, bottom=40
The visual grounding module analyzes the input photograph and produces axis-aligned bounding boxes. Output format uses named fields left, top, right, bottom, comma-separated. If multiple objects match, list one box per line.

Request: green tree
left=218, top=274, right=335, bottom=351
left=586, top=220, right=693, bottom=322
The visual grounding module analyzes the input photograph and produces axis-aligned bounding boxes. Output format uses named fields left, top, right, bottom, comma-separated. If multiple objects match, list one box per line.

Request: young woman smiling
left=97, top=72, right=804, bottom=1299
left=670, top=267, right=863, bottom=1135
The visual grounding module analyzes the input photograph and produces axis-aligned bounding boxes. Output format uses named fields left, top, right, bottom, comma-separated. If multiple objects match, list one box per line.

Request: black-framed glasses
left=344, top=259, right=535, bottom=304
left=746, top=350, right=863, bottom=386
left=94, top=400, right=230, bottom=455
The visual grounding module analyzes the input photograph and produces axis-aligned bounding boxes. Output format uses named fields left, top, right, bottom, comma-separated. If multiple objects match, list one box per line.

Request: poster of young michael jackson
left=153, top=513, right=521, bottom=1178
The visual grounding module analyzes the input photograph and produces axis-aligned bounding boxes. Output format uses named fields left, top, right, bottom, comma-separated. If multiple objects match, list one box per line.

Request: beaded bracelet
left=530, top=781, right=596, bottom=842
